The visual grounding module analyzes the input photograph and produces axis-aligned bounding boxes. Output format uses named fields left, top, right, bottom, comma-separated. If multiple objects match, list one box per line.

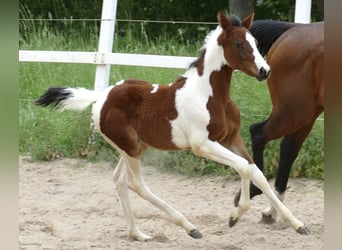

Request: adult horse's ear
left=217, top=11, right=231, bottom=30
left=242, top=12, right=254, bottom=29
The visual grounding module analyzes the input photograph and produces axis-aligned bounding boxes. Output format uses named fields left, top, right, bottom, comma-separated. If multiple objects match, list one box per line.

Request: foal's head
left=217, top=11, right=270, bottom=81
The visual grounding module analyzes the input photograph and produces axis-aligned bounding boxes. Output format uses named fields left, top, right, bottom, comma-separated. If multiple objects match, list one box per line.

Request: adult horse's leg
left=249, top=119, right=269, bottom=197
left=220, top=133, right=254, bottom=222
left=233, top=119, right=269, bottom=207
left=122, top=154, right=202, bottom=239
left=246, top=112, right=294, bottom=200
left=261, top=113, right=321, bottom=223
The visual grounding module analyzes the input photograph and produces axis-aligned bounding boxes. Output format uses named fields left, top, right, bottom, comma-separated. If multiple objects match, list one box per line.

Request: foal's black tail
left=250, top=20, right=296, bottom=56
left=35, top=87, right=100, bottom=111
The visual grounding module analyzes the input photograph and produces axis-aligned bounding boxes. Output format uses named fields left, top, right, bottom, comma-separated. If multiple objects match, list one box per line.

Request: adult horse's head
left=217, top=11, right=270, bottom=81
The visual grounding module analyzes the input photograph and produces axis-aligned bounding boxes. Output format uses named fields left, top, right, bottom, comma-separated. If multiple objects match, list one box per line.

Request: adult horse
left=35, top=12, right=309, bottom=241
left=234, top=20, right=324, bottom=223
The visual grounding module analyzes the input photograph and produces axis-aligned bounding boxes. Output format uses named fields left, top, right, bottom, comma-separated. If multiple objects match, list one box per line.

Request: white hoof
left=129, top=229, right=152, bottom=242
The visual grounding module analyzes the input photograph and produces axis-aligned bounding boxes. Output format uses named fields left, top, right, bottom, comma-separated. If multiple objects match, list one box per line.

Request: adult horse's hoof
left=229, top=217, right=238, bottom=227
left=296, top=226, right=311, bottom=235
left=261, top=213, right=276, bottom=224
left=189, top=229, right=203, bottom=239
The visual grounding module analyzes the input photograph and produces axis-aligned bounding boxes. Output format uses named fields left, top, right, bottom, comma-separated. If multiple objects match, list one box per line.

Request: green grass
left=19, top=20, right=324, bottom=179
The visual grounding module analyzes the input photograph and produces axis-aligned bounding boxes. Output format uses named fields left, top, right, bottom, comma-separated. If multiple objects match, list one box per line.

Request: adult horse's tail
left=250, top=20, right=296, bottom=56
left=35, top=87, right=100, bottom=111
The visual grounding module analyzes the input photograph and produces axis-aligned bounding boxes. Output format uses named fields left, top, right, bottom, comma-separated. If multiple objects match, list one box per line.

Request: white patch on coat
left=202, top=26, right=228, bottom=69
left=170, top=25, right=227, bottom=148
left=60, top=87, right=99, bottom=111
left=115, top=79, right=125, bottom=85
left=150, top=84, right=159, bottom=94
left=92, top=85, right=115, bottom=133
left=245, top=32, right=270, bottom=72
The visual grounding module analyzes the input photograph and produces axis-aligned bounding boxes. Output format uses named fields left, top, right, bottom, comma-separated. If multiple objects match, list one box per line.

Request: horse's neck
left=208, top=65, right=233, bottom=103
left=191, top=47, right=233, bottom=102
left=204, top=50, right=226, bottom=73
left=182, top=27, right=234, bottom=102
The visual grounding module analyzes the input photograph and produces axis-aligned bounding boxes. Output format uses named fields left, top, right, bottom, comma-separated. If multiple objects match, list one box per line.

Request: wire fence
left=19, top=18, right=217, bottom=25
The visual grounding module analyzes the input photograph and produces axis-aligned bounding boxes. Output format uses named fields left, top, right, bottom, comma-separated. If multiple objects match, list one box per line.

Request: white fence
left=19, top=0, right=312, bottom=92
left=295, top=0, right=312, bottom=24
left=18, top=50, right=196, bottom=70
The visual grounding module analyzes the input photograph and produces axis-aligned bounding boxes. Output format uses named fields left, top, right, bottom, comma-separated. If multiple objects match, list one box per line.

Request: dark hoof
left=233, top=190, right=241, bottom=207
left=189, top=229, right=203, bottom=239
left=229, top=217, right=238, bottom=227
left=261, top=213, right=276, bottom=224
left=296, top=226, right=311, bottom=235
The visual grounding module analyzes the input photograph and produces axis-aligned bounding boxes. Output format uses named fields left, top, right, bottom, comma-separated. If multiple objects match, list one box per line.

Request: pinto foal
left=35, top=12, right=309, bottom=241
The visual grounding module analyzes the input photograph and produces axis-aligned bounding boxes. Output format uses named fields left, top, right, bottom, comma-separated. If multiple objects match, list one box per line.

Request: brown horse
left=35, top=12, right=309, bottom=241
left=234, top=20, right=324, bottom=223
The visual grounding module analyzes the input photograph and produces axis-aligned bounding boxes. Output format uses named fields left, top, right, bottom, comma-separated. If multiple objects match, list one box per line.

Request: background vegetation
left=19, top=0, right=324, bottom=45
left=19, top=1, right=324, bottom=179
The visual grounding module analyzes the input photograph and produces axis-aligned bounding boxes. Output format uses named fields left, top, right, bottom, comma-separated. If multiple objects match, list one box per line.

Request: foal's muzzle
left=257, top=67, right=270, bottom=81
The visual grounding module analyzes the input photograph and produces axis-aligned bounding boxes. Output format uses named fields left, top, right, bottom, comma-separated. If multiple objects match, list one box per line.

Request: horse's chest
left=207, top=100, right=241, bottom=142
left=170, top=83, right=213, bottom=148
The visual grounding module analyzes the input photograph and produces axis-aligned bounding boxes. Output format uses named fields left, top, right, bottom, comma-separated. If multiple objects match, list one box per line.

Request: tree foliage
left=19, top=0, right=324, bottom=21
left=19, top=0, right=324, bottom=43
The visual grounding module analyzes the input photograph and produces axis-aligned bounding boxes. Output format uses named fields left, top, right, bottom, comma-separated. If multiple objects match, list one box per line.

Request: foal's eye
left=234, top=42, right=242, bottom=49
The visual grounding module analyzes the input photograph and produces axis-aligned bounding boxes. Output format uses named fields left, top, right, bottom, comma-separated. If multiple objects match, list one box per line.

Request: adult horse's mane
left=250, top=20, right=296, bottom=56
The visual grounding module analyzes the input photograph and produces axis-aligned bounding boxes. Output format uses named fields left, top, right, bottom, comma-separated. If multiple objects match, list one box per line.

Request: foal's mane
left=188, top=15, right=242, bottom=70
left=250, top=20, right=296, bottom=56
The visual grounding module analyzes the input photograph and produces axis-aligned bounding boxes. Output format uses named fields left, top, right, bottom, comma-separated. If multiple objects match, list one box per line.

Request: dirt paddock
left=19, top=157, right=324, bottom=249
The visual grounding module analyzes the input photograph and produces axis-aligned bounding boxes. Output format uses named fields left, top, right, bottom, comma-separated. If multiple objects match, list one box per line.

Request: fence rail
left=19, top=50, right=196, bottom=69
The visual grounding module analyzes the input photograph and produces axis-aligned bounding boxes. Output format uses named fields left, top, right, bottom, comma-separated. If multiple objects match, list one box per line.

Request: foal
left=35, top=12, right=309, bottom=241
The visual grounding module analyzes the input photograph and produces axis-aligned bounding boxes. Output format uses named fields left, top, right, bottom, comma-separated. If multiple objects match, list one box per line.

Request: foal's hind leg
left=113, top=157, right=152, bottom=241
left=123, top=155, right=202, bottom=239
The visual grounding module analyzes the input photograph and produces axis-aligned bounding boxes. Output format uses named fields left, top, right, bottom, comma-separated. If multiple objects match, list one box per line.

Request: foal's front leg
left=192, top=140, right=252, bottom=225
left=249, top=163, right=310, bottom=234
left=192, top=139, right=309, bottom=234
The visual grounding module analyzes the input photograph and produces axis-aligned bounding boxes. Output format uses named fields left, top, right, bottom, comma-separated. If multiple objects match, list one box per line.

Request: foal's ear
left=242, top=12, right=254, bottom=29
left=217, top=11, right=231, bottom=30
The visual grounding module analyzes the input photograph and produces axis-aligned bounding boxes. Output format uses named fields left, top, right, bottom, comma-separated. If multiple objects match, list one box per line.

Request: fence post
left=294, top=0, right=311, bottom=23
left=87, top=0, right=118, bottom=154
left=94, top=0, right=118, bottom=92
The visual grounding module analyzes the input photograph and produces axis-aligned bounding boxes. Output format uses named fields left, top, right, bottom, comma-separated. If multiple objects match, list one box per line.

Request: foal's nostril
left=259, top=67, right=270, bottom=79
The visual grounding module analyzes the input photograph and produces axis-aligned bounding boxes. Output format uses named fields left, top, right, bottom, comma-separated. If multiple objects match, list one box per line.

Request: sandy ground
left=19, top=157, right=324, bottom=250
